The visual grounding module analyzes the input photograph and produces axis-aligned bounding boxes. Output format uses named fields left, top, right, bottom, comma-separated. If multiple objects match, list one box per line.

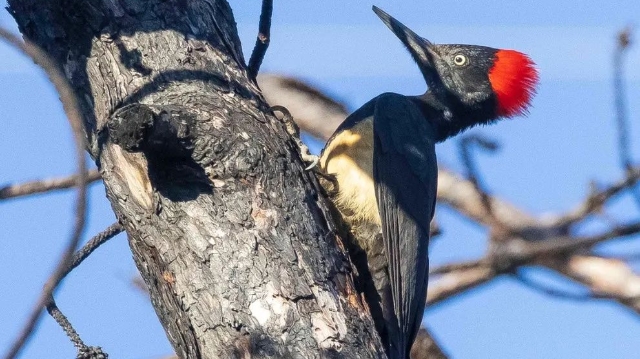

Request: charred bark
left=8, top=1, right=383, bottom=358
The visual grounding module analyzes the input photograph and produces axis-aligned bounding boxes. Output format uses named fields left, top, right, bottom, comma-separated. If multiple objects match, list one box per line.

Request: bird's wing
left=372, top=93, right=437, bottom=356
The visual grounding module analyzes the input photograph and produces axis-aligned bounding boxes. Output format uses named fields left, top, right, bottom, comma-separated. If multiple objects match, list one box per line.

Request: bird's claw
left=313, top=170, right=339, bottom=197
left=303, top=154, right=319, bottom=170
left=269, top=105, right=319, bottom=171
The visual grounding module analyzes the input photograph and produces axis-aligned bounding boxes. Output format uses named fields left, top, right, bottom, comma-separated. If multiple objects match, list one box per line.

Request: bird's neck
left=412, top=91, right=499, bottom=142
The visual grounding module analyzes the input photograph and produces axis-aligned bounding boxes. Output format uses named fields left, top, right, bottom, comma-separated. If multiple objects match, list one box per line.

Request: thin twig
left=427, top=221, right=640, bottom=305
left=552, top=166, right=640, bottom=227
left=550, top=255, right=640, bottom=313
left=427, top=263, right=495, bottom=306
left=47, top=299, right=113, bottom=357
left=247, top=0, right=273, bottom=80
left=45, top=223, right=122, bottom=357
left=0, top=170, right=102, bottom=201
left=46, top=298, right=86, bottom=349
left=46, top=300, right=108, bottom=358
left=520, top=220, right=640, bottom=259
left=430, top=259, right=487, bottom=275
left=613, top=27, right=640, bottom=209
left=512, top=269, right=595, bottom=301
left=458, top=135, right=500, bottom=222
left=67, top=222, right=123, bottom=274
left=437, top=168, right=540, bottom=230
left=614, top=27, right=633, bottom=171
left=410, top=328, right=450, bottom=359
left=0, top=28, right=89, bottom=359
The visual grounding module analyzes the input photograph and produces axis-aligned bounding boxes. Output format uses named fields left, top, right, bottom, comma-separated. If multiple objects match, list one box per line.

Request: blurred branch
left=547, top=255, right=640, bottom=314
left=512, top=269, right=595, bottom=302
left=428, top=219, right=640, bottom=304
left=131, top=275, right=149, bottom=296
left=614, top=27, right=633, bottom=171
left=0, top=170, right=102, bottom=201
left=430, top=259, right=486, bottom=275
left=0, top=27, right=89, bottom=359
left=613, top=26, right=640, bottom=209
left=523, top=221, right=640, bottom=257
left=428, top=262, right=495, bottom=306
left=603, top=252, right=640, bottom=263
left=432, top=170, right=640, bottom=308
left=458, top=134, right=500, bottom=226
left=247, top=0, right=273, bottom=80
left=437, top=168, right=543, bottom=233
left=552, top=167, right=640, bottom=227
left=411, top=328, right=449, bottom=359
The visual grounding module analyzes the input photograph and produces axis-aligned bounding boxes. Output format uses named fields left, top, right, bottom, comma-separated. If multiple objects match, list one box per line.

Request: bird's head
left=373, top=6, right=538, bottom=139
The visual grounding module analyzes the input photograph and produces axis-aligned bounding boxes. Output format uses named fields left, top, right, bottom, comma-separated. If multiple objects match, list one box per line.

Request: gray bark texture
left=7, top=1, right=385, bottom=358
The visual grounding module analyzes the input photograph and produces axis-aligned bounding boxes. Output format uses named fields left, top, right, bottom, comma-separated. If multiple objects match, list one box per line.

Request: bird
left=318, top=6, right=538, bottom=359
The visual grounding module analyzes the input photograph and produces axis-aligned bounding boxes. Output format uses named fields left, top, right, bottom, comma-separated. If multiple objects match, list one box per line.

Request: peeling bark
left=8, top=1, right=384, bottom=357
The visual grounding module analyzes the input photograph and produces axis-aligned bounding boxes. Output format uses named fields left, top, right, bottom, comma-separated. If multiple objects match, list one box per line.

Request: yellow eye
left=453, top=54, right=468, bottom=66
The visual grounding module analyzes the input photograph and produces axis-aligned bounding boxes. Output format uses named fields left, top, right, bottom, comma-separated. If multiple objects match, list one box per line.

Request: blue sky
left=1, top=1, right=640, bottom=358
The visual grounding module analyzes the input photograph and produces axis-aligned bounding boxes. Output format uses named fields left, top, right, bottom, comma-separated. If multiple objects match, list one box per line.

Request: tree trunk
left=8, top=1, right=384, bottom=357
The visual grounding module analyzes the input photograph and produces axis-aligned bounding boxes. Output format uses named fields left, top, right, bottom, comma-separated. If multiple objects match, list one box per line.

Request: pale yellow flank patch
left=320, top=119, right=381, bottom=226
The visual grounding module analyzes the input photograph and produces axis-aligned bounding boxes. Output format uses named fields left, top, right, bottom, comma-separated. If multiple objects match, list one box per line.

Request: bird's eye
left=453, top=54, right=468, bottom=66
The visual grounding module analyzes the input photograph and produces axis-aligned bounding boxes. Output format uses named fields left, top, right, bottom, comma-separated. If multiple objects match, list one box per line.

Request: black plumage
left=319, top=6, right=537, bottom=359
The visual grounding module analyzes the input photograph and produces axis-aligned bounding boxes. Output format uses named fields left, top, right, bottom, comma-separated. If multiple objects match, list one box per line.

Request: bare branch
left=552, top=166, right=640, bottom=227
left=437, top=168, right=543, bottom=233
left=458, top=135, right=500, bottom=226
left=427, top=263, right=495, bottom=306
left=547, top=255, right=640, bottom=314
left=522, top=221, right=640, bottom=258
left=426, top=221, right=640, bottom=305
left=46, top=298, right=83, bottom=347
left=247, top=0, right=273, bottom=80
left=0, top=170, right=102, bottom=201
left=430, top=259, right=487, bottom=275
left=46, top=298, right=109, bottom=359
left=0, top=27, right=89, bottom=359
left=45, top=224, right=121, bottom=357
left=613, top=26, right=640, bottom=209
left=67, top=223, right=124, bottom=273
left=46, top=301, right=113, bottom=358
left=512, top=269, right=594, bottom=301
left=614, top=27, right=633, bottom=171
left=410, top=328, right=449, bottom=359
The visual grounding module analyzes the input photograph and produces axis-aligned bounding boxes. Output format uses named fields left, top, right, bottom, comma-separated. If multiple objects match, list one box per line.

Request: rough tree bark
left=8, top=1, right=385, bottom=358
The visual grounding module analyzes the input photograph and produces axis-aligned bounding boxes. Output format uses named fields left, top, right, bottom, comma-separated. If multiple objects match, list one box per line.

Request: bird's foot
left=302, top=153, right=319, bottom=170
left=313, top=170, right=339, bottom=197
left=270, top=105, right=318, bottom=171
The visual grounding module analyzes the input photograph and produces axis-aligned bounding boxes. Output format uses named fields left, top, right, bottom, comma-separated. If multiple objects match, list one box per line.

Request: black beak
left=372, top=6, right=438, bottom=70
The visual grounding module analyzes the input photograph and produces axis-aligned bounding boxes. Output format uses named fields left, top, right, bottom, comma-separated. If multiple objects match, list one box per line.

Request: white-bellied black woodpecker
left=319, top=6, right=538, bottom=359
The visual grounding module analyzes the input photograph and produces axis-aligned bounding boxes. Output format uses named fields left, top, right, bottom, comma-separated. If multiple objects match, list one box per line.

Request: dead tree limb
left=0, top=27, right=89, bottom=359
left=7, top=1, right=383, bottom=358
left=248, top=0, right=274, bottom=80
left=0, top=170, right=102, bottom=201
